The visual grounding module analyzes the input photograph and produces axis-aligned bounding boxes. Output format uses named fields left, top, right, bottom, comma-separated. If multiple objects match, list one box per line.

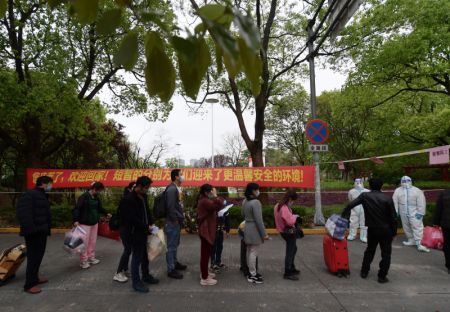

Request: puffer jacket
left=433, top=189, right=450, bottom=228
left=16, top=188, right=51, bottom=236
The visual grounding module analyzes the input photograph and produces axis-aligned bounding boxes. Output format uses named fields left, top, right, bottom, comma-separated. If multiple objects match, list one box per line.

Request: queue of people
left=15, top=172, right=450, bottom=294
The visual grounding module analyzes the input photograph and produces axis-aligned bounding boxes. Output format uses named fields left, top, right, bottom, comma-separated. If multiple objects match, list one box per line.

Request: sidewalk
left=0, top=234, right=448, bottom=312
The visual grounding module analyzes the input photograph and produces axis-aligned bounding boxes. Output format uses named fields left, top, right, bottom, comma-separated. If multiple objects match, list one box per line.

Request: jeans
left=165, top=222, right=181, bottom=272
left=131, top=234, right=150, bottom=285
left=281, top=233, right=297, bottom=274
left=117, top=226, right=132, bottom=273
left=211, top=230, right=224, bottom=266
left=24, top=233, right=47, bottom=290
left=200, top=237, right=213, bottom=279
left=443, top=227, right=450, bottom=270
left=361, top=227, right=393, bottom=278
left=246, top=244, right=259, bottom=276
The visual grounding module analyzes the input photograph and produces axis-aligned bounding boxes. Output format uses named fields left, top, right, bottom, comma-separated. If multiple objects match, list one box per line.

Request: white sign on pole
left=308, top=144, right=329, bottom=152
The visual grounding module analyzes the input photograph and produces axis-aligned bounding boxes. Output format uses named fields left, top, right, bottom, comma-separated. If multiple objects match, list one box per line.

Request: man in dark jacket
left=120, top=176, right=159, bottom=293
left=433, top=189, right=450, bottom=274
left=342, top=178, right=397, bottom=284
left=165, top=169, right=187, bottom=279
left=16, top=176, right=53, bottom=294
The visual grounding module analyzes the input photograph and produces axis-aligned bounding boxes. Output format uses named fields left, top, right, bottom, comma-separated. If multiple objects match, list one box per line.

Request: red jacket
left=197, top=196, right=225, bottom=245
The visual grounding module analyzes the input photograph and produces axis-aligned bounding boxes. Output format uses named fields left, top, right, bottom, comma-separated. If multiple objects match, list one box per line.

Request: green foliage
left=0, top=0, right=6, bottom=17
left=97, top=8, right=122, bottom=36
left=113, top=31, right=139, bottom=70
left=70, top=0, right=99, bottom=25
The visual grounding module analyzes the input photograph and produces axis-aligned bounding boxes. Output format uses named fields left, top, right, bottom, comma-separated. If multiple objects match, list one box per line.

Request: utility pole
left=307, top=19, right=325, bottom=225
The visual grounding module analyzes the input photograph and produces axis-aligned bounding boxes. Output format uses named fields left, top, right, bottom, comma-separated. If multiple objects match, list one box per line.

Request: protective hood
left=354, top=178, right=364, bottom=190
left=401, top=176, right=412, bottom=189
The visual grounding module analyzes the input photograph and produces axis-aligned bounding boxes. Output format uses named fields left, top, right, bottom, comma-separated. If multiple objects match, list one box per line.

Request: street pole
left=307, top=20, right=325, bottom=225
left=176, top=143, right=181, bottom=168
left=211, top=102, right=214, bottom=168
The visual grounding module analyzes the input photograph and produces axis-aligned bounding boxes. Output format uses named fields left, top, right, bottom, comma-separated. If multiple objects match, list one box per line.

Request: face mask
left=179, top=175, right=185, bottom=183
left=45, top=185, right=52, bottom=192
left=255, top=190, right=260, bottom=197
left=401, top=176, right=412, bottom=189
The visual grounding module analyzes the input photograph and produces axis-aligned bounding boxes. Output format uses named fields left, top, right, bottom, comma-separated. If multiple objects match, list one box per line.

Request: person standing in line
left=16, top=176, right=53, bottom=294
left=393, top=176, right=430, bottom=252
left=433, top=189, right=450, bottom=274
left=274, top=189, right=302, bottom=281
left=165, top=169, right=187, bottom=279
left=196, top=184, right=225, bottom=286
left=120, top=176, right=159, bottom=293
left=211, top=208, right=231, bottom=273
left=242, top=183, right=269, bottom=284
left=113, top=182, right=137, bottom=283
left=342, top=178, right=397, bottom=283
left=73, top=182, right=111, bottom=269
left=348, top=178, right=370, bottom=243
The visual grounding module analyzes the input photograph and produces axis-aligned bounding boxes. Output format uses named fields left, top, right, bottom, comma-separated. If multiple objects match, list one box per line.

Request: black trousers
left=281, top=233, right=298, bottom=274
left=116, top=227, right=132, bottom=273
left=442, top=227, right=450, bottom=270
left=361, top=228, right=393, bottom=278
left=131, top=235, right=150, bottom=285
left=24, top=233, right=47, bottom=290
left=211, top=230, right=224, bottom=266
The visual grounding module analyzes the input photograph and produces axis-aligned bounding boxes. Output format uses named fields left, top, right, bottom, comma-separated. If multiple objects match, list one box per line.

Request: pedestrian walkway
left=0, top=234, right=448, bottom=312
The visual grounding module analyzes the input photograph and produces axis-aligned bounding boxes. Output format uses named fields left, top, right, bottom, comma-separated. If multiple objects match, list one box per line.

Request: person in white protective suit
left=392, top=176, right=430, bottom=252
left=348, top=178, right=370, bottom=242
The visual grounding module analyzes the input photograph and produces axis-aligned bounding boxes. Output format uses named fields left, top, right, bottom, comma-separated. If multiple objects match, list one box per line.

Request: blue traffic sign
left=306, top=119, right=330, bottom=144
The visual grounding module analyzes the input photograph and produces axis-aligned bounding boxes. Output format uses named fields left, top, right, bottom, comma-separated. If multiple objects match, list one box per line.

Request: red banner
left=27, top=166, right=315, bottom=189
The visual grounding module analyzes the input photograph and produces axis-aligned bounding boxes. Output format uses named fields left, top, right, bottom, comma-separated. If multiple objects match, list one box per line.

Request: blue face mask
left=45, top=185, right=52, bottom=192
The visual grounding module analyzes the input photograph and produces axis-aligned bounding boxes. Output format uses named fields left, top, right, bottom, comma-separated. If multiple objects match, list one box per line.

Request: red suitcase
left=323, top=234, right=350, bottom=277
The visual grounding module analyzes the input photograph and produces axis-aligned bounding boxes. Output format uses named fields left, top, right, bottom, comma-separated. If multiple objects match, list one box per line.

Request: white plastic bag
left=63, top=226, right=87, bottom=254
left=147, top=229, right=166, bottom=261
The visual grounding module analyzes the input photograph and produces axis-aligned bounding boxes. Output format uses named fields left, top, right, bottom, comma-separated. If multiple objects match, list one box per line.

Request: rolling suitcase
left=0, top=243, right=27, bottom=286
left=323, top=234, right=350, bottom=277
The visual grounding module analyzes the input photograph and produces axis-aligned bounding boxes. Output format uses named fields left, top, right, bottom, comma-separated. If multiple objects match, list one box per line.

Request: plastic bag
left=325, top=214, right=349, bottom=241
left=63, top=226, right=87, bottom=254
left=422, top=226, right=444, bottom=250
left=147, top=229, right=166, bottom=261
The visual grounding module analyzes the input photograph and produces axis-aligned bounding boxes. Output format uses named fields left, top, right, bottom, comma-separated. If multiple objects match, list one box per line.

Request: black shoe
left=133, top=282, right=149, bottom=293
left=142, top=275, right=159, bottom=284
left=247, top=274, right=263, bottom=284
left=378, top=276, right=389, bottom=284
left=283, top=273, right=299, bottom=281
left=291, top=268, right=301, bottom=275
left=168, top=270, right=183, bottom=279
left=175, top=262, right=187, bottom=271
left=255, top=273, right=264, bottom=281
left=360, top=271, right=368, bottom=279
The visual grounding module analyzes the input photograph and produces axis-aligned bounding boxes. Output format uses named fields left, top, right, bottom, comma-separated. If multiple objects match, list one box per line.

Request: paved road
left=0, top=234, right=449, bottom=312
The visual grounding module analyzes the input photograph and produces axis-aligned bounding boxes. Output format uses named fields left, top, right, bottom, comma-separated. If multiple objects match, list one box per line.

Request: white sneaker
left=200, top=277, right=217, bottom=286
left=199, top=272, right=216, bottom=279
left=113, top=272, right=128, bottom=283
left=417, top=245, right=430, bottom=253
left=124, top=271, right=131, bottom=278
left=360, top=237, right=367, bottom=243
left=347, top=235, right=355, bottom=241
left=80, top=261, right=90, bottom=269
left=402, top=240, right=416, bottom=246
left=88, top=258, right=100, bottom=265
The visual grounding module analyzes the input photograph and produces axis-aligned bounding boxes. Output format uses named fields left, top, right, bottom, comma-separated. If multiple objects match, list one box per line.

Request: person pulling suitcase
left=342, top=178, right=398, bottom=283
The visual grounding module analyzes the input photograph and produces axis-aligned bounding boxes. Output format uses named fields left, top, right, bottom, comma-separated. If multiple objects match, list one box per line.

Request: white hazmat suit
left=347, top=179, right=370, bottom=243
left=392, top=176, right=430, bottom=252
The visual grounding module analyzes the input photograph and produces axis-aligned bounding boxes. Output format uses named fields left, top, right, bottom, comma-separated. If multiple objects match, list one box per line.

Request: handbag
left=283, top=224, right=304, bottom=239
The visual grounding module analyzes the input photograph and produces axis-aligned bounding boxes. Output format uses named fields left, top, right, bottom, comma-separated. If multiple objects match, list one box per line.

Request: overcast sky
left=105, top=68, right=346, bottom=165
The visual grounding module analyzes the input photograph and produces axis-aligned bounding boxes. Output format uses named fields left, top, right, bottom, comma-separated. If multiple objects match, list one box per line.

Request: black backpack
left=153, top=190, right=167, bottom=219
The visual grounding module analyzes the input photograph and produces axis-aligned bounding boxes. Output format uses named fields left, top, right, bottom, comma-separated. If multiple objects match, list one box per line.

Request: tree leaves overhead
left=97, top=8, right=122, bottom=36
left=144, top=32, right=176, bottom=102
left=233, top=9, right=261, bottom=53
left=113, top=31, right=139, bottom=71
left=0, top=0, right=7, bottom=17
left=238, top=38, right=262, bottom=96
left=173, top=36, right=211, bottom=99
left=70, top=0, right=99, bottom=25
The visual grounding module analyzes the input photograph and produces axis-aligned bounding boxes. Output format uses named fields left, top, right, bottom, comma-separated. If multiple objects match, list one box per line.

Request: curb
left=0, top=227, right=404, bottom=235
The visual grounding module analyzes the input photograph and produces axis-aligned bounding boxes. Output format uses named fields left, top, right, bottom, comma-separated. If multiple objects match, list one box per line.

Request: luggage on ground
left=0, top=244, right=27, bottom=285
left=422, top=226, right=444, bottom=250
left=98, top=219, right=120, bottom=241
left=323, top=234, right=350, bottom=277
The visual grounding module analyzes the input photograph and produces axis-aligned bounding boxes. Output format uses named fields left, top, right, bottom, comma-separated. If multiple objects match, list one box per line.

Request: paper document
left=218, top=204, right=234, bottom=217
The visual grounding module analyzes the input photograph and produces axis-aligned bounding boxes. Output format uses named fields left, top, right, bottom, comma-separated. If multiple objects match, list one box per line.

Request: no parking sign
left=306, top=119, right=330, bottom=144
